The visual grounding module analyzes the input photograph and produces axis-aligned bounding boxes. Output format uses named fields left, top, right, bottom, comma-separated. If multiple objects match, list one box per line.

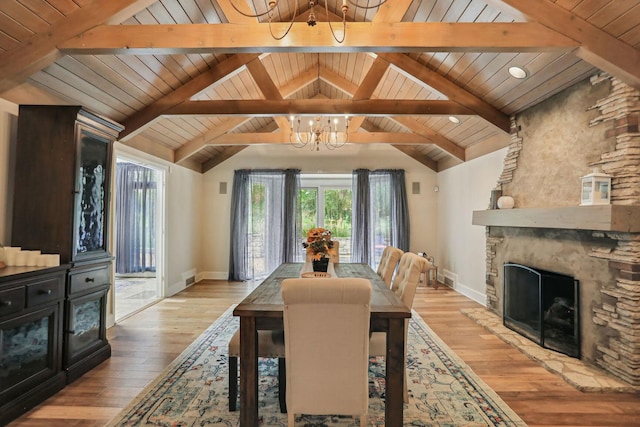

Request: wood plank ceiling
left=0, top=0, right=638, bottom=173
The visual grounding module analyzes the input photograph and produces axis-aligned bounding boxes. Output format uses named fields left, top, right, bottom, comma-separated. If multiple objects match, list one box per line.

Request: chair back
left=391, top=252, right=429, bottom=308
left=282, top=278, right=372, bottom=419
left=376, top=246, right=404, bottom=286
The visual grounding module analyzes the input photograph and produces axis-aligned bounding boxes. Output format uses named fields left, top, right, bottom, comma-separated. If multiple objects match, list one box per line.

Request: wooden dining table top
left=233, top=262, right=411, bottom=320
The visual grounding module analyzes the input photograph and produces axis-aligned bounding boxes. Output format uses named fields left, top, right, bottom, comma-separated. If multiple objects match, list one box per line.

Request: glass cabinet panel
left=74, top=127, right=111, bottom=260
left=0, top=306, right=59, bottom=403
left=65, top=288, right=107, bottom=366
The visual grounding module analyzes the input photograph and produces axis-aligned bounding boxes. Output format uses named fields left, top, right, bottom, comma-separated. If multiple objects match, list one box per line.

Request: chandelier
left=290, top=116, right=350, bottom=150
left=230, top=0, right=388, bottom=43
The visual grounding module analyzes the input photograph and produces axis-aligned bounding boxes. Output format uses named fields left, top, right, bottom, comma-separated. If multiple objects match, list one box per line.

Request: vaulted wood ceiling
left=1, top=0, right=638, bottom=173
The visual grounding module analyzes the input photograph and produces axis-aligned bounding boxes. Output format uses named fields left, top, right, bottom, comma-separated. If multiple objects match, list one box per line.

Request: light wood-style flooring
left=8, top=280, right=640, bottom=427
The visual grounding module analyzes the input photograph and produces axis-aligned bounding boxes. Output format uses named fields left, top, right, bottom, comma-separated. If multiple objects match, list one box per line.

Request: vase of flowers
left=303, top=227, right=334, bottom=272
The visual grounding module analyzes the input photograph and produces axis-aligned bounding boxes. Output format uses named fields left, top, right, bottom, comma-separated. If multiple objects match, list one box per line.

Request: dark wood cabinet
left=0, top=266, right=68, bottom=426
left=11, top=106, right=123, bottom=404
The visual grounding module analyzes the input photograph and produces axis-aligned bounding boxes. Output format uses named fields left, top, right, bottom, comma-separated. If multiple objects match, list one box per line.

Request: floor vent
left=443, top=270, right=457, bottom=288
left=185, top=276, right=196, bottom=287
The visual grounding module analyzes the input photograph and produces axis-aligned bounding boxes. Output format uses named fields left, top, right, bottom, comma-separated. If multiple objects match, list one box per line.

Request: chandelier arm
left=268, top=0, right=298, bottom=40
left=325, top=1, right=347, bottom=43
left=346, top=0, right=388, bottom=9
left=228, top=0, right=276, bottom=18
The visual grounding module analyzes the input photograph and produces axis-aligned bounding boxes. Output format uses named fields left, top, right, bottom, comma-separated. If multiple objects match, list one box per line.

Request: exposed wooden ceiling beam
left=320, top=63, right=465, bottom=161
left=202, top=146, right=249, bottom=173
left=119, top=53, right=260, bottom=140
left=203, top=131, right=448, bottom=146
left=487, top=0, right=640, bottom=89
left=175, top=117, right=249, bottom=163
left=167, top=99, right=473, bottom=116
left=377, top=52, right=511, bottom=133
left=392, top=145, right=438, bottom=171
left=59, top=22, right=578, bottom=54
left=352, top=57, right=389, bottom=101
left=245, top=58, right=291, bottom=131
left=0, top=0, right=157, bottom=93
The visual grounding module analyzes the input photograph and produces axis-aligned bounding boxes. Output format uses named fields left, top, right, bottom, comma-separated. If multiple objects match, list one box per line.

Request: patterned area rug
left=108, top=306, right=527, bottom=426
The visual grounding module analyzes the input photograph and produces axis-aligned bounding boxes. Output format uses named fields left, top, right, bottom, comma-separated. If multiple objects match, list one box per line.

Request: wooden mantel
left=472, top=205, right=640, bottom=232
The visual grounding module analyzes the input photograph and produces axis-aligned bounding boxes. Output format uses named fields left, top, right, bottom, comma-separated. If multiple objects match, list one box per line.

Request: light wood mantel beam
left=59, top=22, right=577, bottom=54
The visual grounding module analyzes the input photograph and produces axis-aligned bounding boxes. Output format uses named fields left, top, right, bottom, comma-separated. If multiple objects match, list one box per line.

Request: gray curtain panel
left=115, top=162, right=157, bottom=274
left=228, top=169, right=300, bottom=281
left=351, top=169, right=410, bottom=267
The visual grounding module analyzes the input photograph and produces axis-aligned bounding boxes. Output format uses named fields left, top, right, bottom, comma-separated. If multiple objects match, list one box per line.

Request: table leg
left=385, top=317, right=405, bottom=427
left=239, top=317, right=258, bottom=426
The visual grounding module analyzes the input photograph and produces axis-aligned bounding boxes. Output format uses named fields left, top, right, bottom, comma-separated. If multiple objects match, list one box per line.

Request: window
left=299, top=175, right=352, bottom=262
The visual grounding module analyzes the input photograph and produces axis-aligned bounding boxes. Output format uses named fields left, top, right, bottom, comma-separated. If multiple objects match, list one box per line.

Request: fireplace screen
left=503, top=263, right=580, bottom=358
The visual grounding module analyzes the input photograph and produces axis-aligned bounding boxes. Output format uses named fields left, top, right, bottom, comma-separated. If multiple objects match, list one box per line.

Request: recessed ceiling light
left=448, top=116, right=461, bottom=124
left=508, top=66, right=528, bottom=79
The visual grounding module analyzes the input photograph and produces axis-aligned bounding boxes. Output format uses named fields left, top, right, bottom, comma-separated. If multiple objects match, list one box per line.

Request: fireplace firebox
left=503, top=263, right=580, bottom=358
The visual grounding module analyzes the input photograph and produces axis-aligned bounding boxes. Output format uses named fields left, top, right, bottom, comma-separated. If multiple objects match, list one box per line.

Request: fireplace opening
left=503, top=263, right=580, bottom=358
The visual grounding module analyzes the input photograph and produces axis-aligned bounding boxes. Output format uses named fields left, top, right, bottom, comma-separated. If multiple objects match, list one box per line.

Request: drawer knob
left=1, top=300, right=12, bottom=307
left=85, top=277, right=95, bottom=283
left=39, top=289, right=53, bottom=295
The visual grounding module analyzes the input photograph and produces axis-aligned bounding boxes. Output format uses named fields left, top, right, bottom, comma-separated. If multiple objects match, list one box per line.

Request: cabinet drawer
left=0, top=287, right=25, bottom=317
left=26, top=277, right=63, bottom=307
left=69, top=265, right=110, bottom=294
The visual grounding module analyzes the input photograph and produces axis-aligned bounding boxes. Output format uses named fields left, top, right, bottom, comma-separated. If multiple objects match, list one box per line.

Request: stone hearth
left=462, top=308, right=634, bottom=392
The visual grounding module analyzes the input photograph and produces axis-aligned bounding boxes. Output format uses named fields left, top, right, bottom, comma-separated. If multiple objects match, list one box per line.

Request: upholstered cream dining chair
left=282, top=278, right=372, bottom=427
left=376, top=246, right=404, bottom=287
left=228, top=329, right=286, bottom=412
left=370, top=252, right=429, bottom=403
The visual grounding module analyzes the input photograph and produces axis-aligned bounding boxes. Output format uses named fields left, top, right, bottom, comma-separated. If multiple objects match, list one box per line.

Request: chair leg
left=278, top=357, right=287, bottom=413
left=229, top=356, right=238, bottom=411
left=360, top=414, right=367, bottom=427
left=288, top=412, right=295, bottom=426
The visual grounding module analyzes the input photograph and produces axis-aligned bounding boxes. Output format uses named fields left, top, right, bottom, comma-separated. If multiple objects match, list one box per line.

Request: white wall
left=436, top=148, right=507, bottom=305
left=200, top=143, right=438, bottom=279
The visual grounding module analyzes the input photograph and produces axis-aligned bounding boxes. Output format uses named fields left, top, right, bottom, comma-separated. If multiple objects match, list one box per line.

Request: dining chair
left=228, top=329, right=287, bottom=412
left=376, top=246, right=404, bottom=287
left=370, top=252, right=429, bottom=402
left=282, top=277, right=372, bottom=427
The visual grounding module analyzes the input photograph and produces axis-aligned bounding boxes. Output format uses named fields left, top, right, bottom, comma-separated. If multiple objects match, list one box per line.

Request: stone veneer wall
left=484, top=74, right=640, bottom=386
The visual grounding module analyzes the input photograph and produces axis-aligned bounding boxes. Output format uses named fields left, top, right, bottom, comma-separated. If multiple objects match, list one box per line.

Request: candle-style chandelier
left=229, top=0, right=388, bottom=43
left=290, top=116, right=350, bottom=150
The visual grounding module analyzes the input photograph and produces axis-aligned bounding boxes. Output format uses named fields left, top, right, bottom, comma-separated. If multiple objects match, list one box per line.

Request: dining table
left=233, top=262, right=411, bottom=426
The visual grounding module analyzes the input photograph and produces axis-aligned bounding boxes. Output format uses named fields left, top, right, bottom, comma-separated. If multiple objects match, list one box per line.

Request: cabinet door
left=73, top=124, right=113, bottom=262
left=64, top=287, right=108, bottom=367
left=0, top=304, right=61, bottom=405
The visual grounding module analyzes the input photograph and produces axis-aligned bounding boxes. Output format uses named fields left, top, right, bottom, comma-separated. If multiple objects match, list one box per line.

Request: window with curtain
left=228, top=169, right=301, bottom=281
left=351, top=169, right=410, bottom=268
left=115, top=162, right=157, bottom=274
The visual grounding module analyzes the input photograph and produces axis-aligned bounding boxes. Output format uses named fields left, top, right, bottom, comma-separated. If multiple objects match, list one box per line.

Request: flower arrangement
left=303, top=227, right=334, bottom=261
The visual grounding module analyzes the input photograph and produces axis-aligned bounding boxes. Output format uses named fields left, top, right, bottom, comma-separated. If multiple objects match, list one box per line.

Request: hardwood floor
left=7, top=280, right=640, bottom=427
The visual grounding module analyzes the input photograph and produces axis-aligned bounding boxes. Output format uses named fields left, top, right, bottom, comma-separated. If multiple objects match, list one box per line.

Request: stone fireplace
left=473, top=74, right=640, bottom=387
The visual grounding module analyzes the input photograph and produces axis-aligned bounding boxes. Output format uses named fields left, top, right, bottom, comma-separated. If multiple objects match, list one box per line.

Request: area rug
left=107, top=306, right=527, bottom=426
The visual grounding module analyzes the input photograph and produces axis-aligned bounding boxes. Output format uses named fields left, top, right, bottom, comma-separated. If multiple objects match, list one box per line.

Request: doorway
left=114, top=158, right=165, bottom=321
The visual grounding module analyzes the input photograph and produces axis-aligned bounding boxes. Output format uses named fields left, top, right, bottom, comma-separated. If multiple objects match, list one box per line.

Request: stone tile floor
left=462, top=307, right=637, bottom=393
left=114, top=276, right=160, bottom=321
